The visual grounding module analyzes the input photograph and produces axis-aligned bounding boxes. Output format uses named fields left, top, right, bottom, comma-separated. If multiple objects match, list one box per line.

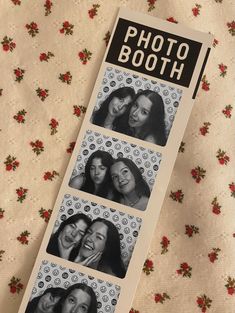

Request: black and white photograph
left=24, top=260, right=120, bottom=313
left=68, top=130, right=162, bottom=211
left=90, top=67, right=182, bottom=146
left=46, top=194, right=142, bottom=278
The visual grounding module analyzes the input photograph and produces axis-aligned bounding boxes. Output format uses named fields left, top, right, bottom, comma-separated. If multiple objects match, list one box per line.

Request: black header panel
left=106, top=18, right=202, bottom=87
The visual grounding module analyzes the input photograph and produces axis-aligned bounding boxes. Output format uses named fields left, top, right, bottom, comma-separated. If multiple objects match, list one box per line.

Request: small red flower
left=0, top=208, right=5, bottom=219
left=39, top=208, right=52, bottom=223
left=185, top=225, right=199, bottom=237
left=66, top=141, right=76, bottom=153
left=88, top=4, right=100, bottom=18
left=212, top=38, right=219, bottom=47
left=216, top=149, right=230, bottom=165
left=4, top=155, right=19, bottom=171
left=16, top=187, right=28, bottom=203
left=227, top=20, right=235, bottom=36
left=154, top=292, right=170, bottom=303
left=191, top=166, right=206, bottom=183
left=13, top=109, right=27, bottom=123
left=178, top=141, right=185, bottom=153
left=103, top=31, right=111, bottom=46
left=49, top=118, right=59, bottom=135
left=229, top=182, right=235, bottom=198
left=147, top=0, right=157, bottom=12
left=39, top=51, right=54, bottom=62
left=11, top=0, right=21, bottom=5
left=199, top=122, right=211, bottom=136
left=166, top=17, right=178, bottom=23
left=8, top=277, right=23, bottom=294
left=25, top=22, right=39, bottom=37
left=201, top=75, right=210, bottom=91
left=218, top=63, right=227, bottom=77
left=43, top=170, right=59, bottom=181
left=211, top=197, right=221, bottom=215
left=176, top=262, right=192, bottom=278
left=36, top=88, right=49, bottom=101
left=129, top=309, right=139, bottom=313
left=59, top=71, right=72, bottom=84
left=143, top=258, right=154, bottom=275
left=192, top=4, right=201, bottom=16
left=222, top=105, right=233, bottom=118
left=1, top=36, right=16, bottom=52
left=225, top=276, right=235, bottom=295
left=208, top=248, right=221, bottom=263
left=196, top=294, right=212, bottom=312
left=170, top=189, right=184, bottom=203
left=14, top=67, right=25, bottom=82
left=73, top=105, right=86, bottom=117
left=30, top=140, right=44, bottom=155
left=78, top=49, right=92, bottom=64
left=59, top=21, right=74, bottom=35
left=0, top=250, right=5, bottom=261
left=161, top=236, right=170, bottom=254
left=44, top=0, right=53, bottom=16
left=17, top=231, right=30, bottom=245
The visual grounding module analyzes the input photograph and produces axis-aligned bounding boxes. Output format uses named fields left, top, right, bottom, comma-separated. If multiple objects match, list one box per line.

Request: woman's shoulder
left=69, top=174, right=84, bottom=189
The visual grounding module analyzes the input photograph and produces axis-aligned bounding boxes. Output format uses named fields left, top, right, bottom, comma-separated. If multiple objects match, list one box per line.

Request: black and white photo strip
left=24, top=260, right=120, bottom=313
left=90, top=67, right=182, bottom=146
left=46, top=194, right=142, bottom=279
left=68, top=130, right=162, bottom=211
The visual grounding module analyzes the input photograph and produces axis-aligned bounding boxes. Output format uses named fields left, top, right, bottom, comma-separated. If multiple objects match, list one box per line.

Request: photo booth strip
left=17, top=8, right=213, bottom=313
left=50, top=194, right=142, bottom=269
left=29, top=260, right=120, bottom=313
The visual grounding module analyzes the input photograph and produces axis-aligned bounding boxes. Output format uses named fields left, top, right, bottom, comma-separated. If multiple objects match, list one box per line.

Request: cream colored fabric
left=0, top=1, right=235, bottom=313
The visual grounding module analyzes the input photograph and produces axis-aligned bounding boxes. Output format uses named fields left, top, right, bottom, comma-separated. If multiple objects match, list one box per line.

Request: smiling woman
left=55, top=283, right=97, bottom=313
left=46, top=214, right=91, bottom=260
left=91, top=87, right=135, bottom=130
left=73, top=218, right=126, bottom=278
left=110, top=158, right=150, bottom=211
left=120, top=90, right=167, bottom=146
left=25, top=287, right=65, bottom=313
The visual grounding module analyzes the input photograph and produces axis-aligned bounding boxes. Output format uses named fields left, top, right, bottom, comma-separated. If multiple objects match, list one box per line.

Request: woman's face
left=110, top=161, right=136, bottom=195
left=37, top=292, right=61, bottom=313
left=89, top=158, right=108, bottom=185
left=108, top=95, right=132, bottom=117
left=128, top=95, right=153, bottom=129
left=79, top=222, right=108, bottom=259
left=61, top=289, right=91, bottom=313
left=60, top=219, right=88, bottom=249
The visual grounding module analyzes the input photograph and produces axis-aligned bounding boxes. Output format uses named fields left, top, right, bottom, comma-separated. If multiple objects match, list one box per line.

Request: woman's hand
left=74, top=251, right=102, bottom=267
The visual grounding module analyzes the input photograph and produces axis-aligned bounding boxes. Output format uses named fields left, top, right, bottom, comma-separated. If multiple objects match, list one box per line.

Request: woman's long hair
left=91, top=218, right=126, bottom=278
left=25, top=287, right=65, bottom=313
left=81, top=150, right=114, bottom=198
left=55, top=283, right=97, bottom=313
left=46, top=213, right=91, bottom=258
left=92, top=87, right=135, bottom=128
left=120, top=90, right=167, bottom=146
left=111, top=158, right=150, bottom=203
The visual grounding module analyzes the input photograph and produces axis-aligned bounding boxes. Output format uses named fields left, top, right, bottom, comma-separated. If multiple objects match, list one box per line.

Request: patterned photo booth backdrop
left=71, top=130, right=162, bottom=190
left=93, top=66, right=183, bottom=134
left=30, top=260, right=120, bottom=313
left=52, top=194, right=142, bottom=269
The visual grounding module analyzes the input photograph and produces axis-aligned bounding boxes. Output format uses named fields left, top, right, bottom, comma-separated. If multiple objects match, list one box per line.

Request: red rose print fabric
left=0, top=1, right=234, bottom=313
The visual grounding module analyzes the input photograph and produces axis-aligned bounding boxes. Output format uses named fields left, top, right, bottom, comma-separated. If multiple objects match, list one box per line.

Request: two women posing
left=92, top=87, right=167, bottom=146
left=69, top=150, right=150, bottom=211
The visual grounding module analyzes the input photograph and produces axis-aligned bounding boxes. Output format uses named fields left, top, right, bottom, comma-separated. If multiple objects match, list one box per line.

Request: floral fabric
left=0, top=1, right=234, bottom=313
